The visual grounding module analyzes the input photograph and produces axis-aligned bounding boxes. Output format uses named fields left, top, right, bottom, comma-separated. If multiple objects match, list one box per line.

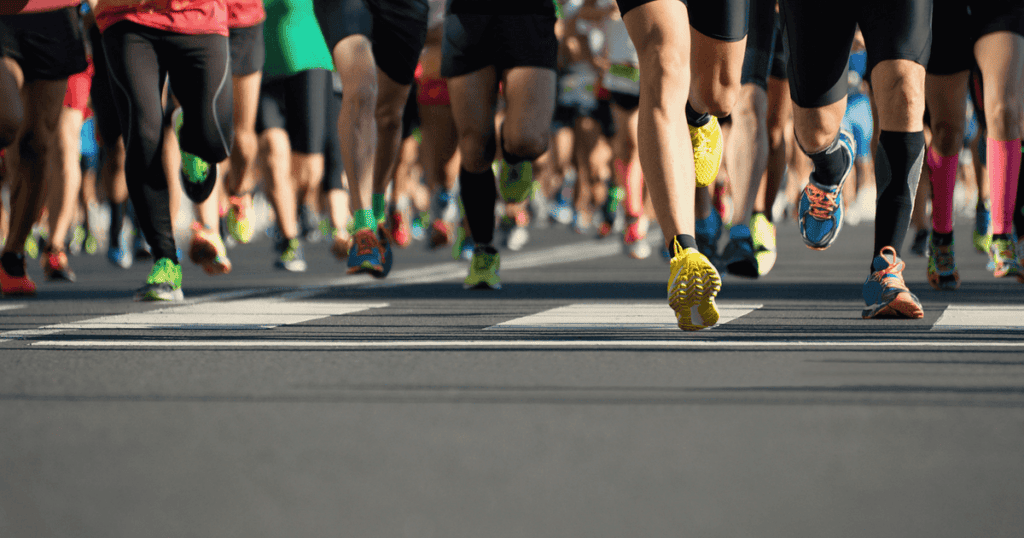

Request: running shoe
left=41, top=247, right=76, bottom=282
left=464, top=245, right=501, bottom=290
left=750, top=213, right=777, bottom=276
left=274, top=237, right=308, bottom=272
left=376, top=225, right=393, bottom=278
left=411, top=212, right=427, bottom=241
left=227, top=195, right=255, bottom=244
left=667, top=239, right=722, bottom=331
left=498, top=160, right=534, bottom=204
left=990, top=237, right=1023, bottom=281
left=429, top=219, right=456, bottom=249
left=0, top=253, right=36, bottom=296
left=624, top=219, right=651, bottom=259
left=910, top=228, right=929, bottom=257
left=798, top=131, right=854, bottom=250
left=722, top=225, right=758, bottom=278
left=108, top=223, right=133, bottom=269
left=862, top=246, right=924, bottom=319
left=506, top=221, right=529, bottom=252
left=69, top=224, right=87, bottom=255
left=974, top=199, right=992, bottom=254
left=84, top=232, right=99, bottom=255
left=926, top=234, right=960, bottom=291
left=134, top=257, right=183, bottom=302
left=695, top=209, right=723, bottom=264
left=689, top=115, right=724, bottom=188
left=24, top=234, right=39, bottom=259
left=388, top=208, right=411, bottom=248
left=1016, top=238, right=1024, bottom=280
left=347, top=228, right=385, bottom=275
left=188, top=222, right=232, bottom=275
left=173, top=109, right=217, bottom=204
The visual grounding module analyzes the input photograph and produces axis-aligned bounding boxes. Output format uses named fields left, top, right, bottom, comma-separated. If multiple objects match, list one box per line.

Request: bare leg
left=46, top=106, right=85, bottom=251
left=331, top=35, right=377, bottom=217
left=260, top=128, right=299, bottom=240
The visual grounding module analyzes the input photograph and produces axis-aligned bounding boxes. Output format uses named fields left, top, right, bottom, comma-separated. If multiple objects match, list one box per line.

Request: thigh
left=368, top=2, right=428, bottom=85
left=502, top=66, right=556, bottom=138
left=101, top=23, right=165, bottom=148
left=740, top=0, right=777, bottom=91
left=163, top=32, right=233, bottom=152
left=313, top=0, right=372, bottom=56
left=780, top=0, right=857, bottom=108
left=284, top=69, right=329, bottom=154
left=447, top=66, right=498, bottom=167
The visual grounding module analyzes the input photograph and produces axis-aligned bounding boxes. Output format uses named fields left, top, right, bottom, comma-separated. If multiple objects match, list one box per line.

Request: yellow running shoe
left=667, top=239, right=722, bottom=331
left=689, top=115, right=723, bottom=188
left=227, top=195, right=255, bottom=244
left=750, top=213, right=777, bottom=276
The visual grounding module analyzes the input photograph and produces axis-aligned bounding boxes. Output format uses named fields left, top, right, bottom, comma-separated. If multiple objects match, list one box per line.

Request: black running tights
left=102, top=21, right=233, bottom=262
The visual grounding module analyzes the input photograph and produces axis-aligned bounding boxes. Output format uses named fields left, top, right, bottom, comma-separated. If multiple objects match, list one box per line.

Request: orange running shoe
left=188, top=222, right=232, bottom=275
left=1, top=253, right=37, bottom=296
left=862, top=246, right=924, bottom=319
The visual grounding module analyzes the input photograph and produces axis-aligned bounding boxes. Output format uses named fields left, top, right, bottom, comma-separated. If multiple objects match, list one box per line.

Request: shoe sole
left=347, top=262, right=384, bottom=276
left=464, top=281, right=501, bottom=290
left=135, top=289, right=184, bottom=302
left=668, top=260, right=722, bottom=331
left=190, top=241, right=231, bottom=276
left=862, top=291, right=924, bottom=319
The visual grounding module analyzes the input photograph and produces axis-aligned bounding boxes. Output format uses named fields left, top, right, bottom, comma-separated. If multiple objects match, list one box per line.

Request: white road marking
left=487, top=303, right=763, bottom=330
left=27, top=339, right=1024, bottom=349
left=932, top=304, right=1024, bottom=331
left=55, top=300, right=388, bottom=330
left=0, top=304, right=26, bottom=312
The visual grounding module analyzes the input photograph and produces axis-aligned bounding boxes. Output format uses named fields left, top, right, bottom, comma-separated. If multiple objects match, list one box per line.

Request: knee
left=233, top=129, right=259, bottom=160
left=695, top=79, right=742, bottom=118
left=503, top=129, right=549, bottom=161
left=374, top=106, right=402, bottom=136
left=459, top=132, right=495, bottom=172
left=17, top=125, right=55, bottom=162
left=986, top=100, right=1023, bottom=140
left=929, top=119, right=965, bottom=156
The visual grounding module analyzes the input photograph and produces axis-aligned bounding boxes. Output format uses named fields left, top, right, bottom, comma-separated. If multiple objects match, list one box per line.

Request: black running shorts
left=229, top=21, right=265, bottom=77
left=739, top=0, right=778, bottom=90
left=0, top=6, right=87, bottom=81
left=257, top=69, right=330, bottom=154
left=769, top=15, right=788, bottom=80
left=780, top=0, right=931, bottom=108
left=314, top=0, right=428, bottom=85
left=609, top=90, right=640, bottom=111
left=441, top=12, right=558, bottom=77
left=930, top=0, right=1024, bottom=75
left=615, top=0, right=749, bottom=42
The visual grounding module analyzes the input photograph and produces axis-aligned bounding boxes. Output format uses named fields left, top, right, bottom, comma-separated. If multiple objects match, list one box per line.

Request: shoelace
left=873, top=246, right=908, bottom=290
left=806, top=184, right=840, bottom=220
left=353, top=231, right=377, bottom=257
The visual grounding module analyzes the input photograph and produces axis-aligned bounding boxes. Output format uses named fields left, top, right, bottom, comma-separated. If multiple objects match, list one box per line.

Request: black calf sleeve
left=459, top=167, right=497, bottom=246
left=874, top=130, right=925, bottom=258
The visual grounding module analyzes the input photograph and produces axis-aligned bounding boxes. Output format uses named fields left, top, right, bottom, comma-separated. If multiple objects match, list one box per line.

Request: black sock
left=108, top=201, right=125, bottom=246
left=685, top=103, right=710, bottom=128
left=0, top=252, right=26, bottom=277
left=932, top=231, right=953, bottom=247
left=459, top=166, right=497, bottom=246
left=873, top=130, right=926, bottom=258
left=673, top=234, right=699, bottom=252
left=806, top=134, right=850, bottom=187
left=993, top=233, right=1012, bottom=241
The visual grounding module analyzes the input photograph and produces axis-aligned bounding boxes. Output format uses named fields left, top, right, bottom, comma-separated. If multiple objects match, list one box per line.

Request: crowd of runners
left=0, top=0, right=1022, bottom=330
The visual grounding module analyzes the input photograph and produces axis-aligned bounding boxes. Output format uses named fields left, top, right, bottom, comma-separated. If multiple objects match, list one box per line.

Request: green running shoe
left=498, top=160, right=535, bottom=204
left=173, top=108, right=216, bottom=203
left=464, top=245, right=501, bottom=290
left=134, top=257, right=183, bottom=302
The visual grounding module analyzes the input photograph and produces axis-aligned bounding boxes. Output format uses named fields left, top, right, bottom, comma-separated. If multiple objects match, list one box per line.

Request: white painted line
left=28, top=339, right=1024, bottom=349
left=0, top=304, right=26, bottom=313
left=487, top=303, right=762, bottom=330
left=932, top=304, right=1024, bottom=331
left=45, top=300, right=388, bottom=331
left=0, top=328, right=65, bottom=340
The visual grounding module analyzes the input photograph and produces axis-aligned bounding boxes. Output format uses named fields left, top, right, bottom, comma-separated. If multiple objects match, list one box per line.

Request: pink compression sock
left=927, top=147, right=958, bottom=234
left=621, top=160, right=644, bottom=218
left=987, top=138, right=1022, bottom=235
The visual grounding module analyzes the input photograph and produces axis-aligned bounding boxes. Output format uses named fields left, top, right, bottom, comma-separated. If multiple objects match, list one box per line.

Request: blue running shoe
left=799, top=131, right=854, bottom=250
left=695, top=209, right=723, bottom=264
left=347, top=228, right=385, bottom=275
left=974, top=199, right=992, bottom=254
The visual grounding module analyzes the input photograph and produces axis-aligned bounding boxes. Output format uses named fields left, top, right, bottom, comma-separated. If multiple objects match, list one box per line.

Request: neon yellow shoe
left=498, top=160, right=535, bottom=204
left=464, top=245, right=501, bottom=290
left=750, top=213, right=777, bottom=276
left=227, top=195, right=255, bottom=244
left=134, top=257, right=183, bottom=302
left=689, top=115, right=723, bottom=188
left=667, top=239, right=721, bottom=331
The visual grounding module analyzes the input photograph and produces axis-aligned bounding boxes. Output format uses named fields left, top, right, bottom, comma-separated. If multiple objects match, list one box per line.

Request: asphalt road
left=1, top=217, right=1022, bottom=537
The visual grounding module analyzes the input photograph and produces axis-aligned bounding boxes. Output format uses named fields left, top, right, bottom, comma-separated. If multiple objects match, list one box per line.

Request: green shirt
left=262, top=0, right=333, bottom=78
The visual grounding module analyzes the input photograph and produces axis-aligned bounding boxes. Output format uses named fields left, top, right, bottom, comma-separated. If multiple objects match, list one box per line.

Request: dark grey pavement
left=1, top=219, right=1022, bottom=537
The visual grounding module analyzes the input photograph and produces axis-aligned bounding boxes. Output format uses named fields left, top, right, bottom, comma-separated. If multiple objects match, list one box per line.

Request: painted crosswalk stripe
left=487, top=302, right=763, bottom=330
left=47, top=300, right=388, bottom=331
left=0, top=304, right=26, bottom=313
left=27, top=339, right=1024, bottom=349
left=932, top=304, right=1024, bottom=331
